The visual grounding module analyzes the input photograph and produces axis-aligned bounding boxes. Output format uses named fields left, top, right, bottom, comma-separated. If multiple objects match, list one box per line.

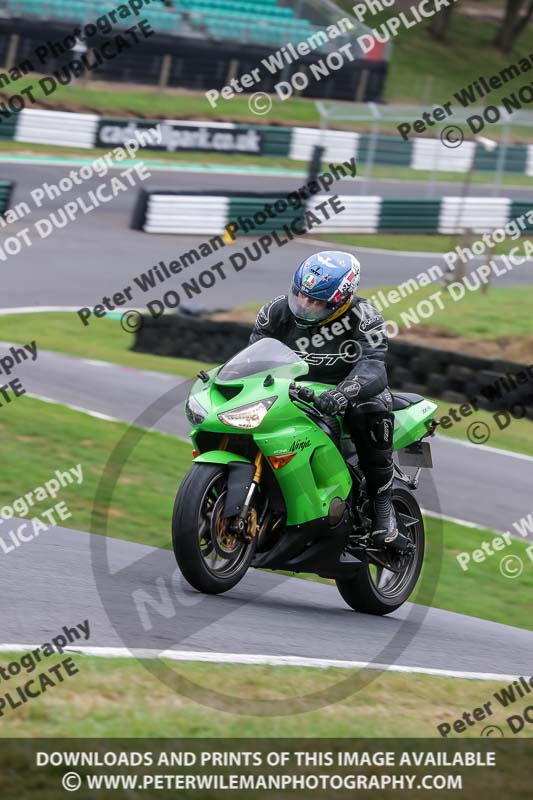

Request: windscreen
left=218, top=338, right=308, bottom=381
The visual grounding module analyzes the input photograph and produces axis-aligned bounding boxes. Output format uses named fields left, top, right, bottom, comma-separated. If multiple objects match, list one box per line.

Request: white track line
left=26, top=392, right=120, bottom=423
left=420, top=509, right=486, bottom=530
left=436, top=434, right=533, bottom=463
left=0, top=306, right=82, bottom=315
left=305, top=236, right=533, bottom=260
left=0, top=644, right=523, bottom=681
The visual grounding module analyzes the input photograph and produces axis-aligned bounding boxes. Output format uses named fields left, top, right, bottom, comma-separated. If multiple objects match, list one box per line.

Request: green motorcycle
left=172, top=338, right=438, bottom=615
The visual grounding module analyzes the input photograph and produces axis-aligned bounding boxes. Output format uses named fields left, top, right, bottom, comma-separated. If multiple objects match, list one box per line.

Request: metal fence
left=316, top=101, right=533, bottom=197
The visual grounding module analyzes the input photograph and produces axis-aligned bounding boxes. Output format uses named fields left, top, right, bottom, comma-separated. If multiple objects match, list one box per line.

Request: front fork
left=227, top=450, right=263, bottom=537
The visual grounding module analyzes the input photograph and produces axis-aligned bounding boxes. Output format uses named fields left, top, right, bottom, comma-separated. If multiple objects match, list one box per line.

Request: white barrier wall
left=144, top=195, right=230, bottom=234
left=16, top=109, right=99, bottom=148
left=411, top=138, right=476, bottom=173
left=289, top=128, right=359, bottom=162
left=438, top=197, right=512, bottom=234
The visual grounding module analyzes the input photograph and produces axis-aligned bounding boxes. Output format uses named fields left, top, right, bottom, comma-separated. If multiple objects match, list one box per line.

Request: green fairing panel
left=193, top=451, right=251, bottom=465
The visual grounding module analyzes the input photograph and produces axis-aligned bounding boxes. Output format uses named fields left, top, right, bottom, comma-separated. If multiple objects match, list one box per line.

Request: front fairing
left=185, top=343, right=352, bottom=525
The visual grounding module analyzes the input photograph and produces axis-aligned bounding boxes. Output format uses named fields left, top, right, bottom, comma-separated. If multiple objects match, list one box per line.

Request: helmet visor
left=288, top=284, right=333, bottom=325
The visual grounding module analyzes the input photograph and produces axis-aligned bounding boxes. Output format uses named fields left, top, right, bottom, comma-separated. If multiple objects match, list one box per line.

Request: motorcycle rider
left=249, top=250, right=402, bottom=550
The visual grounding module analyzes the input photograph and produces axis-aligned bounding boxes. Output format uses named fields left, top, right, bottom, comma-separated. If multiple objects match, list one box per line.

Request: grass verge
left=1, top=306, right=532, bottom=458
left=3, top=139, right=533, bottom=188
left=316, top=233, right=533, bottom=255
left=430, top=397, right=533, bottom=457
left=3, top=396, right=532, bottom=630
left=0, top=652, right=528, bottom=738
left=0, top=312, right=212, bottom=378
left=4, top=10, right=533, bottom=131
left=369, top=284, right=533, bottom=340
left=0, top=139, right=308, bottom=173
left=336, top=4, right=533, bottom=107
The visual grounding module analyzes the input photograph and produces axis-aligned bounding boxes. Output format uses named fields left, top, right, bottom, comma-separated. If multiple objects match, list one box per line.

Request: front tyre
left=172, top=464, right=256, bottom=594
left=336, top=485, right=425, bottom=615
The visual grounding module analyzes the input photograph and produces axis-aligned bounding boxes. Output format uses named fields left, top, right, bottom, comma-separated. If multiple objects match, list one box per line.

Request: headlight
left=185, top=394, right=208, bottom=425
left=218, top=397, right=277, bottom=429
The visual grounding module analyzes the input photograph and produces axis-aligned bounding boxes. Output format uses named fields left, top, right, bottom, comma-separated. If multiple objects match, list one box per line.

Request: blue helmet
left=288, top=251, right=361, bottom=327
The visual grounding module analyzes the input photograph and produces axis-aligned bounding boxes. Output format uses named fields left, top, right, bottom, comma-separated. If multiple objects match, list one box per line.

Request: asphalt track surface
left=1, top=162, right=531, bottom=674
left=11, top=347, right=533, bottom=536
left=1, top=163, right=533, bottom=310
left=1, top=521, right=532, bottom=678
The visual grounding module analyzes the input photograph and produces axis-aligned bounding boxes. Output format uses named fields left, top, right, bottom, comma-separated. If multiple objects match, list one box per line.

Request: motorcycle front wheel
left=172, top=463, right=256, bottom=594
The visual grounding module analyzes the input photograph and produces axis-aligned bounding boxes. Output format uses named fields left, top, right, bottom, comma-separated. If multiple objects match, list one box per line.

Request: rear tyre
left=336, top=485, right=425, bottom=615
left=172, top=463, right=256, bottom=594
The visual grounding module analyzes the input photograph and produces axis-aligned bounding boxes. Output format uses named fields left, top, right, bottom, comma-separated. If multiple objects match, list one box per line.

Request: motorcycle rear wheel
left=336, top=485, right=425, bottom=615
left=172, top=464, right=256, bottom=594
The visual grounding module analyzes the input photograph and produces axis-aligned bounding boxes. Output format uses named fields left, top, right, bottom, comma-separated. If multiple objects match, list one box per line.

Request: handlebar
left=289, top=383, right=318, bottom=410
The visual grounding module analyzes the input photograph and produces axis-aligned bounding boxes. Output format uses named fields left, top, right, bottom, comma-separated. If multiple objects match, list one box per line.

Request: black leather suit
left=249, top=294, right=394, bottom=502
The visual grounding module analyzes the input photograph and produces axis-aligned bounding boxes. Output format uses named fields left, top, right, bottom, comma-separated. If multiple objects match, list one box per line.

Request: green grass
left=0, top=395, right=192, bottom=549
left=0, top=138, right=308, bottom=172
left=1, top=294, right=532, bottom=460
left=336, top=2, right=533, bottom=106
left=3, top=396, right=532, bottom=630
left=3, top=10, right=533, bottom=142
left=3, top=139, right=533, bottom=187
left=1, top=75, right=324, bottom=126
left=367, top=164, right=533, bottom=187
left=236, top=285, right=533, bottom=339
left=0, top=653, right=528, bottom=739
left=2, top=286, right=531, bottom=362
left=318, top=233, right=533, bottom=254
left=0, top=312, right=211, bottom=378
left=430, top=396, right=533, bottom=457
left=367, top=284, right=533, bottom=339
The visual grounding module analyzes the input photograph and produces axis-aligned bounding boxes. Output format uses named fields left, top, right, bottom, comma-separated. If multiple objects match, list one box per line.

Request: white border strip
left=436, top=433, right=533, bottom=463
left=26, top=392, right=120, bottom=423
left=0, top=306, right=83, bottom=315
left=0, top=644, right=522, bottom=681
left=421, top=509, right=487, bottom=530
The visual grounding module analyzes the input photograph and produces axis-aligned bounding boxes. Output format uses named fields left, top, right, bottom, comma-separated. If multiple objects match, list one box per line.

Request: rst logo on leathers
left=294, top=340, right=362, bottom=366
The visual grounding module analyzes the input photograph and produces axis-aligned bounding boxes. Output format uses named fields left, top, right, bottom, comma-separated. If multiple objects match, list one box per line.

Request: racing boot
left=368, top=471, right=411, bottom=553
left=371, top=491, right=404, bottom=550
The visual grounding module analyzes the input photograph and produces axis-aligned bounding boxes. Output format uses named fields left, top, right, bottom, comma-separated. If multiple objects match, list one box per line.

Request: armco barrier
left=5, top=109, right=533, bottom=175
left=132, top=191, right=533, bottom=235
left=133, top=314, right=533, bottom=419
left=0, top=181, right=14, bottom=215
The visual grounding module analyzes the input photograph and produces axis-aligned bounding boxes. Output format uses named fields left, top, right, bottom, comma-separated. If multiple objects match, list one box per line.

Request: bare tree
left=512, top=0, right=533, bottom=40
left=494, top=0, right=532, bottom=52
left=429, top=4, right=455, bottom=41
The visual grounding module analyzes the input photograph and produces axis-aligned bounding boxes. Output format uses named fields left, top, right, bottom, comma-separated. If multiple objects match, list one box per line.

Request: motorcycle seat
left=391, top=392, right=425, bottom=411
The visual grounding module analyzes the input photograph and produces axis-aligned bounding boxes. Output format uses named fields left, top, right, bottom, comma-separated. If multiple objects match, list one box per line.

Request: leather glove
left=315, top=389, right=349, bottom=417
